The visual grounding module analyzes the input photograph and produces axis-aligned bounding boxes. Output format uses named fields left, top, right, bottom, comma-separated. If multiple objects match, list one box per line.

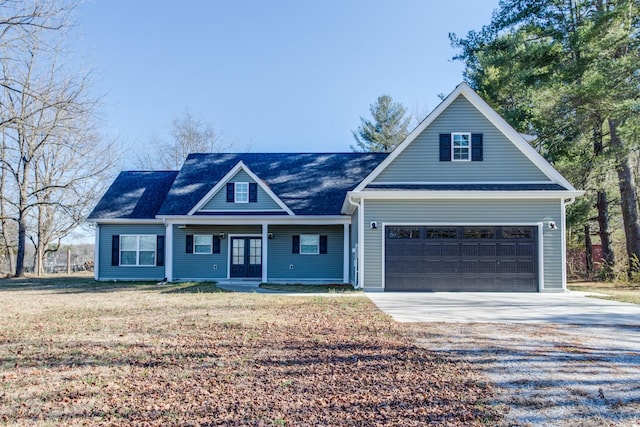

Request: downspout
left=561, top=197, right=576, bottom=292
left=346, top=194, right=361, bottom=289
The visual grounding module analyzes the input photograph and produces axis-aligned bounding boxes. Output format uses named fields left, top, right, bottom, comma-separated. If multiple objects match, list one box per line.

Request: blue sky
left=74, top=1, right=499, bottom=166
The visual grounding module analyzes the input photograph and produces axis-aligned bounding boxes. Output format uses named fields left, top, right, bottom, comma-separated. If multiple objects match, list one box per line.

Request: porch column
left=343, top=223, right=349, bottom=283
left=94, top=224, right=100, bottom=281
left=262, top=223, right=268, bottom=283
left=165, top=222, right=173, bottom=281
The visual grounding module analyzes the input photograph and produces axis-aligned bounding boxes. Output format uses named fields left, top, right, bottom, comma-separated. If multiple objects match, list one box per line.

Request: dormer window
left=226, top=182, right=258, bottom=203
left=452, top=132, right=471, bottom=161
left=235, top=182, right=249, bottom=203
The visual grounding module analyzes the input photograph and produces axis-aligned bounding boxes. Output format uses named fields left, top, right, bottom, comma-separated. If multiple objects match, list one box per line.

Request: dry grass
left=0, top=276, right=497, bottom=426
left=569, top=281, right=640, bottom=305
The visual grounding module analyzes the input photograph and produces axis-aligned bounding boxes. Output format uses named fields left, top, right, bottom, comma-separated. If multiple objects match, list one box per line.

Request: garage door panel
left=385, top=225, right=538, bottom=292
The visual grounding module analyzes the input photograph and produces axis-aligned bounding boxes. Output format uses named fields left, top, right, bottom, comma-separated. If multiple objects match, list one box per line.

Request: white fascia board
left=350, top=190, right=584, bottom=200
left=90, top=219, right=164, bottom=225
left=187, top=160, right=295, bottom=216
left=354, top=82, right=579, bottom=192
left=158, top=215, right=350, bottom=225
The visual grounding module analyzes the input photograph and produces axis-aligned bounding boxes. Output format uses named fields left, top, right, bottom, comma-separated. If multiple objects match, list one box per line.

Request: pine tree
left=351, top=95, right=411, bottom=152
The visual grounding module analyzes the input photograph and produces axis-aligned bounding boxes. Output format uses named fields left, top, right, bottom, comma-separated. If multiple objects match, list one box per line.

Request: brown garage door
left=385, top=226, right=538, bottom=292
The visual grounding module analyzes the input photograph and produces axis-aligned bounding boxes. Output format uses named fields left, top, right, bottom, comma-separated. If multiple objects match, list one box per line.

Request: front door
left=230, top=237, right=262, bottom=278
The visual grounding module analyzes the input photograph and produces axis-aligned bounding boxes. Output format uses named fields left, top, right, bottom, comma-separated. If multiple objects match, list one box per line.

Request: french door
left=230, top=237, right=262, bottom=278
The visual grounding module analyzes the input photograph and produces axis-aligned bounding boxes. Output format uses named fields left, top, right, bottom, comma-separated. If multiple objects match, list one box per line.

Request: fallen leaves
left=0, top=289, right=498, bottom=425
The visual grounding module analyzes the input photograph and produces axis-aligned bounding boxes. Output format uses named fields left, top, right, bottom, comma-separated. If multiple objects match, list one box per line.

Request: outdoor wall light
left=370, top=221, right=378, bottom=230
left=268, top=233, right=274, bottom=239
left=548, top=222, right=557, bottom=230
left=219, top=233, right=226, bottom=239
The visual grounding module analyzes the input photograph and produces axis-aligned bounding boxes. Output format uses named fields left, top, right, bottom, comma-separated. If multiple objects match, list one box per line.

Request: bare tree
left=0, top=0, right=117, bottom=277
left=137, top=109, right=231, bottom=170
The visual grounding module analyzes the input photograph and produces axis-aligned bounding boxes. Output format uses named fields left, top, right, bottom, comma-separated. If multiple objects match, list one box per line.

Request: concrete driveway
left=367, top=291, right=640, bottom=325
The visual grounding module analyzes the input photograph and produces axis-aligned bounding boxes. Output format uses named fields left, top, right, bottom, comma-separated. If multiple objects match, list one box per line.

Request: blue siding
left=373, top=96, right=550, bottom=183
left=199, top=170, right=284, bottom=212
left=267, top=225, right=344, bottom=281
left=98, top=224, right=166, bottom=280
left=172, top=225, right=261, bottom=280
left=362, top=199, right=563, bottom=291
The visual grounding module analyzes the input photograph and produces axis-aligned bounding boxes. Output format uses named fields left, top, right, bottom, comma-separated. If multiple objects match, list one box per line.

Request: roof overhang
left=341, top=189, right=585, bottom=214
left=88, top=218, right=164, bottom=225
left=157, top=215, right=351, bottom=225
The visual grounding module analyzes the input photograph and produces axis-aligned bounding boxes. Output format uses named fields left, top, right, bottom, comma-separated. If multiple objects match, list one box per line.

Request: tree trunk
left=595, top=191, right=615, bottom=278
left=609, top=118, right=640, bottom=276
left=593, top=119, right=615, bottom=279
left=584, top=224, right=593, bottom=278
left=15, top=215, right=26, bottom=277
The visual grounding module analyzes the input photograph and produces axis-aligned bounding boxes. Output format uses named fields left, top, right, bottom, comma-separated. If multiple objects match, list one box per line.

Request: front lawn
left=569, top=281, right=640, bottom=305
left=0, top=276, right=497, bottom=425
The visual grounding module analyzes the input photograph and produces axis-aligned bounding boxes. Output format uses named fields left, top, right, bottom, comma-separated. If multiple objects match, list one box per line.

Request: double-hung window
left=235, top=182, right=249, bottom=203
left=194, top=235, right=213, bottom=254
left=452, top=132, right=471, bottom=161
left=300, top=234, right=320, bottom=254
left=120, top=235, right=156, bottom=266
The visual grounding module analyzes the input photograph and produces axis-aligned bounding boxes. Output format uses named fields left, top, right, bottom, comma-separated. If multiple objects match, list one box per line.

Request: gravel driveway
left=368, top=293, right=640, bottom=426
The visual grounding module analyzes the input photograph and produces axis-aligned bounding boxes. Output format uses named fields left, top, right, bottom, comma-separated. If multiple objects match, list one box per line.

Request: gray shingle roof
left=157, top=153, right=388, bottom=216
left=365, top=183, right=568, bottom=191
left=88, top=171, right=178, bottom=219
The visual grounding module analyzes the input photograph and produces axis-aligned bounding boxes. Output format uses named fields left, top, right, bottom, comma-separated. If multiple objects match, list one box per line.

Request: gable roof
left=157, top=153, right=387, bottom=216
left=187, top=160, right=295, bottom=215
left=354, top=82, right=579, bottom=192
left=88, top=171, right=178, bottom=220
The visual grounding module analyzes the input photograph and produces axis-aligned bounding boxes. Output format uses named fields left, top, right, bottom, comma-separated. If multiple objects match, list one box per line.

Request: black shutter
left=471, top=133, right=483, bottom=161
left=186, top=234, right=194, bottom=254
left=156, top=235, right=165, bottom=266
left=439, top=134, right=451, bottom=161
left=319, top=235, right=328, bottom=254
left=213, top=236, right=221, bottom=254
left=226, top=183, right=235, bottom=202
left=249, top=183, right=258, bottom=203
left=111, top=235, right=120, bottom=266
left=292, top=235, right=300, bottom=254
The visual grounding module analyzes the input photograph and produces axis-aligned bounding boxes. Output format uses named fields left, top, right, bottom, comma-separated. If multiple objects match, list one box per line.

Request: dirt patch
left=407, top=323, right=640, bottom=426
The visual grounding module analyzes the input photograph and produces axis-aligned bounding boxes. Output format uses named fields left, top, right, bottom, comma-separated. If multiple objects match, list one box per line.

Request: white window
left=194, top=234, right=212, bottom=254
left=120, top=235, right=156, bottom=266
left=300, top=234, right=319, bottom=254
left=452, top=132, right=471, bottom=161
left=235, top=182, right=249, bottom=203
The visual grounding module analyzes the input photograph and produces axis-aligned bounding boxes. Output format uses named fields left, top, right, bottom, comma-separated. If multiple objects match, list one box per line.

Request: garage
left=385, top=225, right=538, bottom=292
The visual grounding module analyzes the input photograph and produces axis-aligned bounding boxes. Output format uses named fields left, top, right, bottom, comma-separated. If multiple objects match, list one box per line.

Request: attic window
left=235, top=182, right=249, bottom=203
left=452, top=133, right=471, bottom=161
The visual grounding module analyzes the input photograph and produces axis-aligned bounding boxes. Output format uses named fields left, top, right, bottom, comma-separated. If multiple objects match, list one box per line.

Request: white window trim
left=120, top=234, right=156, bottom=267
left=299, top=234, right=320, bottom=255
left=194, top=234, right=213, bottom=254
left=235, top=182, right=249, bottom=203
left=451, top=132, right=471, bottom=162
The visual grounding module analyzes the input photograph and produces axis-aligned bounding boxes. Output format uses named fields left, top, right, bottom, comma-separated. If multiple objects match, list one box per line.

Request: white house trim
left=354, top=82, right=579, bottom=192
left=94, top=224, right=100, bottom=281
left=165, top=222, right=173, bottom=281
left=342, top=190, right=583, bottom=214
left=159, top=215, right=350, bottom=225
left=187, top=161, right=295, bottom=216
left=342, top=223, right=349, bottom=283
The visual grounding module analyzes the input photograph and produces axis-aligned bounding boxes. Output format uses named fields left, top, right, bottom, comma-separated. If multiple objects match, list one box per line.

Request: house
left=88, top=83, right=583, bottom=292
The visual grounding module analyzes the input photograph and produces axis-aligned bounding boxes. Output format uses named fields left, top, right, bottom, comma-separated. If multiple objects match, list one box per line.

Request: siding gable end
left=188, top=161, right=294, bottom=215
left=355, top=83, right=578, bottom=191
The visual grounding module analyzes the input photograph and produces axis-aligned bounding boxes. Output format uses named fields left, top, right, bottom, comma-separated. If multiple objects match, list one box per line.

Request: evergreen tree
left=451, top=0, right=640, bottom=278
left=351, top=95, right=411, bottom=152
